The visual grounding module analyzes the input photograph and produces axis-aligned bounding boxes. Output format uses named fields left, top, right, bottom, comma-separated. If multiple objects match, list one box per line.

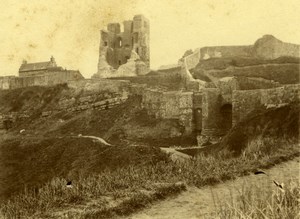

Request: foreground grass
left=0, top=136, right=299, bottom=218
left=216, top=180, right=300, bottom=219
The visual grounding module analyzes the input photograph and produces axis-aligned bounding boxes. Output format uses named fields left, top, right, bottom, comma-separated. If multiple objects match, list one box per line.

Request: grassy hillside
left=0, top=97, right=299, bottom=218
left=0, top=85, right=65, bottom=114
left=0, top=84, right=191, bottom=146
left=192, top=57, right=300, bottom=84
left=0, top=137, right=168, bottom=201
left=218, top=103, right=299, bottom=155
left=1, top=134, right=298, bottom=218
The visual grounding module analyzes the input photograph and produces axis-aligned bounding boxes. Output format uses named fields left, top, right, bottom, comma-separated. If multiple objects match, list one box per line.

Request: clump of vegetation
left=215, top=180, right=300, bottom=219
left=0, top=135, right=298, bottom=218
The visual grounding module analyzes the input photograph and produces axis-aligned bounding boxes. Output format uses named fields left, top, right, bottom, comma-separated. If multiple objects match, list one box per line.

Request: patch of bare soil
left=128, top=157, right=300, bottom=219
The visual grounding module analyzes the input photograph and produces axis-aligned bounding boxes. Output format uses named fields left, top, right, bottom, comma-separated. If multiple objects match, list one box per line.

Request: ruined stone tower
left=94, top=15, right=150, bottom=78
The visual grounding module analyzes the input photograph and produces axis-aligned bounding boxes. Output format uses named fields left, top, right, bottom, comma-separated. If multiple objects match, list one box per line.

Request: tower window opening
left=117, top=37, right=122, bottom=48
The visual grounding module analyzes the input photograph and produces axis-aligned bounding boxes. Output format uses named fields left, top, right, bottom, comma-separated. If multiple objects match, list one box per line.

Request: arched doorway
left=220, top=104, right=232, bottom=132
left=193, top=108, right=202, bottom=133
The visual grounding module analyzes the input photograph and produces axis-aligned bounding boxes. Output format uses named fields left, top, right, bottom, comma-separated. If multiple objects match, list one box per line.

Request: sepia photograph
left=0, top=0, right=299, bottom=218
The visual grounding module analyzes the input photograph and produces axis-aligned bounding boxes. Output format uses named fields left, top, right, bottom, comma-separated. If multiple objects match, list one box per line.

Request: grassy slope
left=0, top=137, right=169, bottom=201
left=1, top=137, right=298, bottom=218
left=216, top=179, right=300, bottom=218
left=0, top=103, right=299, bottom=218
left=192, top=56, right=300, bottom=84
left=219, top=103, right=299, bottom=155
left=0, top=85, right=191, bottom=146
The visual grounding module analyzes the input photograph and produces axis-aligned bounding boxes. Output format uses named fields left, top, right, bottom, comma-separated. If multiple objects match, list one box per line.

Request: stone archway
left=193, top=108, right=202, bottom=133
left=220, top=104, right=232, bottom=132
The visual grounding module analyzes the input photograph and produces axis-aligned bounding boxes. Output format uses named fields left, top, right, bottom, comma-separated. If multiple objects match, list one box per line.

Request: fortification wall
left=202, top=88, right=224, bottom=136
left=185, top=49, right=201, bottom=70
left=253, top=35, right=300, bottom=59
left=68, top=79, right=130, bottom=95
left=181, top=49, right=207, bottom=91
left=197, top=35, right=299, bottom=61
left=141, top=89, right=194, bottom=134
left=200, top=45, right=253, bottom=60
left=0, top=71, right=84, bottom=90
left=235, top=76, right=281, bottom=90
left=0, top=77, right=15, bottom=90
left=232, top=84, right=300, bottom=125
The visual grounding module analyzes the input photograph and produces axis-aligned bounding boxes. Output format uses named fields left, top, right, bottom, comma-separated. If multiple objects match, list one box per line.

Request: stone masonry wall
left=0, top=71, right=84, bottom=90
left=141, top=89, right=194, bottom=135
left=201, top=88, right=225, bottom=136
left=200, top=45, right=253, bottom=60
left=232, top=84, right=300, bottom=125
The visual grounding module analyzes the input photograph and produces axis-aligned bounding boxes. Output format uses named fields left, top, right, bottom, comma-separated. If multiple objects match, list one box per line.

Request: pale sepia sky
left=0, top=0, right=299, bottom=78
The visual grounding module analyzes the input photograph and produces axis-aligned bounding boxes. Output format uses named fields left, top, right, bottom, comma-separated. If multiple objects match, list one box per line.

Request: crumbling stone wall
left=95, top=15, right=150, bottom=78
left=0, top=71, right=83, bottom=90
left=141, top=89, right=194, bottom=135
left=0, top=76, right=15, bottom=90
left=201, top=88, right=229, bottom=137
left=232, top=84, right=300, bottom=125
left=183, top=49, right=201, bottom=70
left=68, top=79, right=130, bottom=95
left=235, top=76, right=281, bottom=90
left=200, top=45, right=253, bottom=60
left=199, top=35, right=300, bottom=60
left=253, top=35, right=300, bottom=59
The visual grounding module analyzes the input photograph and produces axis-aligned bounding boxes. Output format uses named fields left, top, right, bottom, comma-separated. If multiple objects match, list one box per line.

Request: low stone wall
left=232, top=84, right=300, bottom=125
left=68, top=79, right=130, bottom=95
left=181, top=49, right=207, bottom=91
left=200, top=45, right=253, bottom=60
left=42, top=95, right=128, bottom=115
left=141, top=89, right=194, bottom=134
left=184, top=49, right=201, bottom=70
left=0, top=71, right=84, bottom=90
left=235, top=76, right=281, bottom=90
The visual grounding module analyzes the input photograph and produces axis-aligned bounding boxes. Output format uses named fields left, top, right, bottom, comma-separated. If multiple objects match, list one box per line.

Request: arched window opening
left=116, top=37, right=122, bottom=48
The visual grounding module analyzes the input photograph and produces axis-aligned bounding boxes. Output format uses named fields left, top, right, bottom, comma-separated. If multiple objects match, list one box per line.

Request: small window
left=104, top=41, right=108, bottom=46
left=136, top=48, right=139, bottom=54
left=119, top=60, right=122, bottom=65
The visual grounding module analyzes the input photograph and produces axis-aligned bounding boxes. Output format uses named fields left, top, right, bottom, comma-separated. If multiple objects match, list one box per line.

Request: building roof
left=19, top=56, right=57, bottom=73
left=19, top=61, right=53, bottom=72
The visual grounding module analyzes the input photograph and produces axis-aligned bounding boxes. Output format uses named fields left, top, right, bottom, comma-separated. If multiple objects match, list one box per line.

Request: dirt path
left=127, top=157, right=300, bottom=219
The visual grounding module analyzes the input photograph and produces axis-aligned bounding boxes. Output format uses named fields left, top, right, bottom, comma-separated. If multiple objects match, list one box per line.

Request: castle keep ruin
left=93, top=15, right=150, bottom=78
